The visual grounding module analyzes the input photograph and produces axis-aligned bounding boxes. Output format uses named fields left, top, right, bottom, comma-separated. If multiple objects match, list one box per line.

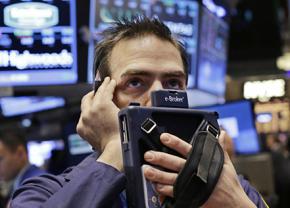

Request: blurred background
left=0, top=0, right=290, bottom=207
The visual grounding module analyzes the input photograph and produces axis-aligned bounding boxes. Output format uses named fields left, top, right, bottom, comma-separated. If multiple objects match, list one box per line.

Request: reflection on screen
left=68, top=134, right=93, bottom=155
left=28, top=140, right=64, bottom=167
left=0, top=96, right=65, bottom=117
left=88, top=0, right=199, bottom=88
left=0, top=0, right=77, bottom=86
left=197, top=6, right=228, bottom=96
left=197, top=100, right=260, bottom=154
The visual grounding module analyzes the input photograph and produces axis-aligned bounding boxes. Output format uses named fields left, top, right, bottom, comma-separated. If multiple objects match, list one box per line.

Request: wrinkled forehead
left=108, top=35, right=184, bottom=77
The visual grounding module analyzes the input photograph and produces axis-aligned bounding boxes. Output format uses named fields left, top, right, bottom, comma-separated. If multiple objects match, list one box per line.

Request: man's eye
left=166, top=79, right=183, bottom=89
left=127, top=79, right=143, bottom=88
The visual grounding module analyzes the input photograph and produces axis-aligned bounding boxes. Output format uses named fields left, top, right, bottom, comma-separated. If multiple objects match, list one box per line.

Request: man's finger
left=143, top=165, right=177, bottom=185
left=80, top=91, right=94, bottom=111
left=218, top=130, right=226, bottom=149
left=160, top=133, right=192, bottom=158
left=155, top=184, right=173, bottom=198
left=95, top=76, right=110, bottom=97
left=144, top=151, right=186, bottom=172
left=105, top=79, right=117, bottom=100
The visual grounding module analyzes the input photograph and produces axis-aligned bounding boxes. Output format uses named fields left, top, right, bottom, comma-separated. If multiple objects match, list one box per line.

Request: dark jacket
left=11, top=153, right=266, bottom=208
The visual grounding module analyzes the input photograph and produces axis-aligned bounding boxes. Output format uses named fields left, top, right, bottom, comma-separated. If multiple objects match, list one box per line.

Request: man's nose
left=145, top=81, right=164, bottom=107
left=150, top=80, right=164, bottom=92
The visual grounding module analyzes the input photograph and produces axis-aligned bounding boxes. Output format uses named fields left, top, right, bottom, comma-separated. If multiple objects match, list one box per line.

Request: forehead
left=108, top=35, right=184, bottom=78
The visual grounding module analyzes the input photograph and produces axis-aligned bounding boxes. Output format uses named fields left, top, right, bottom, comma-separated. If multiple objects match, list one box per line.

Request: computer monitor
left=67, top=133, right=93, bottom=155
left=27, top=139, right=64, bottom=167
left=87, top=0, right=199, bottom=88
left=0, top=0, right=78, bottom=86
left=62, top=119, right=94, bottom=167
left=196, top=100, right=260, bottom=154
left=196, top=5, right=229, bottom=96
left=87, top=0, right=148, bottom=83
left=0, top=96, right=65, bottom=117
left=149, top=0, right=200, bottom=88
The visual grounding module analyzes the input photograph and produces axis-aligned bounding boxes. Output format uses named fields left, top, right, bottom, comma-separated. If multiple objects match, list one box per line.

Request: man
left=11, top=16, right=267, bottom=208
left=0, top=129, right=45, bottom=207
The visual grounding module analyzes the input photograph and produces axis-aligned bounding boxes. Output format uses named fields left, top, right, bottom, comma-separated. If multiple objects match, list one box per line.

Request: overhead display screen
left=0, top=0, right=78, bottom=86
left=88, top=0, right=199, bottom=88
left=197, top=6, right=229, bottom=96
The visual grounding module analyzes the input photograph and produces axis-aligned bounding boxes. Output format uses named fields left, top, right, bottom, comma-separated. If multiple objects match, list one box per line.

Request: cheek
left=113, top=90, right=151, bottom=108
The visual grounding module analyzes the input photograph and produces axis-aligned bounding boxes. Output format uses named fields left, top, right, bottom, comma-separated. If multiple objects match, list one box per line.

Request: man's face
left=0, top=141, right=21, bottom=181
left=108, top=35, right=186, bottom=108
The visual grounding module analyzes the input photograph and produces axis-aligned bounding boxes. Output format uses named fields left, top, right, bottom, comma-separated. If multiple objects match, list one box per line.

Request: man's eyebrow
left=161, top=71, right=186, bottom=79
left=120, top=70, right=186, bottom=79
left=120, top=70, right=152, bottom=78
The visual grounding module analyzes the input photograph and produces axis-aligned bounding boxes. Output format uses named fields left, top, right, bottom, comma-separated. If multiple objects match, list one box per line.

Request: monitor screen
left=68, top=133, right=93, bottom=155
left=196, top=6, right=228, bottom=96
left=62, top=119, right=95, bottom=167
left=88, top=0, right=199, bottom=88
left=27, top=139, right=64, bottom=167
left=0, top=0, right=78, bottom=86
left=196, top=100, right=260, bottom=154
left=0, top=96, right=65, bottom=117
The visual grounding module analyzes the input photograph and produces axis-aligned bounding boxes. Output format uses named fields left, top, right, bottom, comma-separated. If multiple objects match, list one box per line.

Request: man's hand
left=143, top=133, right=190, bottom=197
left=76, top=77, right=123, bottom=171
left=143, top=131, right=256, bottom=207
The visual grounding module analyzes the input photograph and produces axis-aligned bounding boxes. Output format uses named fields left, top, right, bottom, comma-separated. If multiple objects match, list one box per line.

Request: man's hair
left=93, top=16, right=189, bottom=82
left=0, top=129, right=27, bottom=153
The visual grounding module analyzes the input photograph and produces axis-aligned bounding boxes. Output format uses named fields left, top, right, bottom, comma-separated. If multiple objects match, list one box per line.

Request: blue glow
left=196, top=101, right=260, bottom=155
left=256, top=113, right=272, bottom=123
left=0, top=0, right=78, bottom=86
left=0, top=96, right=65, bottom=117
left=88, top=0, right=199, bottom=89
left=202, top=0, right=227, bottom=18
left=28, top=140, right=64, bottom=166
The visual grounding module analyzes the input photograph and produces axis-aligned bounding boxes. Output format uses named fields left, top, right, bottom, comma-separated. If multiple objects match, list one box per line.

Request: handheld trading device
left=118, top=90, right=224, bottom=208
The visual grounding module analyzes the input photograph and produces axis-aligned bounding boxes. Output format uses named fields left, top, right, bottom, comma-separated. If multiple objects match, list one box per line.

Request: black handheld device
left=118, top=90, right=220, bottom=208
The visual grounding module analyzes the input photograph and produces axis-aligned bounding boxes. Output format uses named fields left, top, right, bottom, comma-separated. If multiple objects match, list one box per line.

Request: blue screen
left=68, top=133, right=93, bottom=155
left=197, top=100, right=260, bottom=154
left=0, top=96, right=65, bottom=117
left=88, top=0, right=199, bottom=88
left=0, top=0, right=78, bottom=86
left=197, top=6, right=228, bottom=96
left=28, top=139, right=64, bottom=167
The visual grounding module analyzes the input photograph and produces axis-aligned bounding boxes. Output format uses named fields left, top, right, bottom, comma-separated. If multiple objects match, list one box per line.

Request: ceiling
left=227, top=0, right=289, bottom=78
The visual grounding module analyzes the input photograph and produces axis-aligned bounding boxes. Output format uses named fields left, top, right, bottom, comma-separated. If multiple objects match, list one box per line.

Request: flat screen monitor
left=68, top=133, right=93, bottom=155
left=196, top=100, right=260, bottom=154
left=149, top=0, right=199, bottom=88
left=196, top=6, right=228, bottom=96
left=88, top=0, right=199, bottom=88
left=0, top=0, right=78, bottom=86
left=62, top=119, right=94, bottom=167
left=0, top=96, right=65, bottom=117
left=27, top=139, right=64, bottom=167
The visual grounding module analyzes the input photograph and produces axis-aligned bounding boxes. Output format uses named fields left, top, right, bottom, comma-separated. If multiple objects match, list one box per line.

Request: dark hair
left=93, top=16, right=188, bottom=82
left=0, top=129, right=27, bottom=153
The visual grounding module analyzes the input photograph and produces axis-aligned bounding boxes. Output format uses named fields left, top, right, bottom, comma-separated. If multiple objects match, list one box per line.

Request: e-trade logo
left=164, top=96, right=184, bottom=103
